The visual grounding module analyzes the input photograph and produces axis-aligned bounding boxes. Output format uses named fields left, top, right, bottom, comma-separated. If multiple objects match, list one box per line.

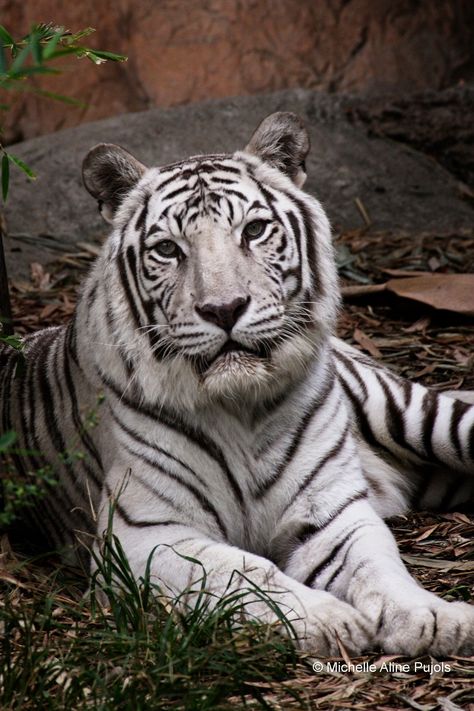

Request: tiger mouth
left=195, top=339, right=268, bottom=375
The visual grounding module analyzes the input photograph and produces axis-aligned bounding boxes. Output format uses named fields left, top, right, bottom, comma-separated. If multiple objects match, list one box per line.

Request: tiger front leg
left=281, top=494, right=474, bottom=656
left=93, top=495, right=370, bottom=655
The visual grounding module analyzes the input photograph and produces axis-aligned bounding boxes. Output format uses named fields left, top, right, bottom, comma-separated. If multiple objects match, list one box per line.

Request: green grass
left=1, top=526, right=309, bottom=711
left=2, top=520, right=474, bottom=710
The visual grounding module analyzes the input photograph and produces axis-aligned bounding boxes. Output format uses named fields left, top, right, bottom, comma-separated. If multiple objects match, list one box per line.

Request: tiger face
left=83, top=113, right=340, bottom=406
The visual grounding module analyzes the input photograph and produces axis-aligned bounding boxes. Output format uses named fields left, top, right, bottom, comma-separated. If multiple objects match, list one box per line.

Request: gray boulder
left=4, top=89, right=474, bottom=279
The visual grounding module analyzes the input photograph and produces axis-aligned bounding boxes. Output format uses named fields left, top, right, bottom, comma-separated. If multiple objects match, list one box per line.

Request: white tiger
left=1, top=112, right=473, bottom=656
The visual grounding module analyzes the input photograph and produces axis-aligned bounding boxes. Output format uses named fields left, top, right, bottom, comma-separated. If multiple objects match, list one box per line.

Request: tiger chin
left=2, top=111, right=474, bottom=658
left=194, top=333, right=320, bottom=410
left=199, top=349, right=273, bottom=399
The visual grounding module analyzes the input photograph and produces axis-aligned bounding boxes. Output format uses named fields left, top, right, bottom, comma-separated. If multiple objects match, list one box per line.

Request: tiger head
left=82, top=112, right=340, bottom=410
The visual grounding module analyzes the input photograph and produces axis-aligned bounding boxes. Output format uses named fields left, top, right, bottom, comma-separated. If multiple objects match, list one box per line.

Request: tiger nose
left=195, top=296, right=250, bottom=333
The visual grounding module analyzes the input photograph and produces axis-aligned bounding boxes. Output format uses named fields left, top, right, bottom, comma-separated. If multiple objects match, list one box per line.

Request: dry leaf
left=353, top=328, right=382, bottom=358
left=342, top=283, right=386, bottom=298
left=401, top=554, right=474, bottom=571
left=381, top=269, right=433, bottom=278
left=343, top=274, right=474, bottom=316
left=403, top=317, right=431, bottom=333
left=415, top=525, right=439, bottom=542
left=30, top=262, right=51, bottom=290
left=386, top=275, right=474, bottom=315
left=39, top=303, right=59, bottom=319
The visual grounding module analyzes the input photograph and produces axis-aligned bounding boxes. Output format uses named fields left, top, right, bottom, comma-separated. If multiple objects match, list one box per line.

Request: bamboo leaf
left=42, top=45, right=80, bottom=61
left=42, top=31, right=64, bottom=60
left=30, top=32, right=43, bottom=64
left=85, top=49, right=127, bottom=63
left=0, top=430, right=16, bottom=451
left=2, top=153, right=9, bottom=200
left=33, top=89, right=84, bottom=106
left=31, top=23, right=63, bottom=42
left=0, top=333, right=24, bottom=351
left=65, top=27, right=95, bottom=43
left=0, top=43, right=7, bottom=74
left=7, top=65, right=61, bottom=79
left=7, top=153, right=36, bottom=179
left=10, top=42, right=30, bottom=72
left=0, top=25, right=15, bottom=48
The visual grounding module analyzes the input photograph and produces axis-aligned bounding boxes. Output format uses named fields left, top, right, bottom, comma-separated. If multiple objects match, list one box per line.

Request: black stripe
left=99, top=372, right=245, bottom=510
left=334, top=350, right=369, bottom=401
left=290, top=196, right=320, bottom=297
left=285, top=211, right=303, bottom=296
left=450, top=397, right=467, bottom=462
left=254, top=373, right=335, bottom=499
left=338, top=369, right=380, bottom=449
left=162, top=184, right=192, bottom=202
left=304, top=528, right=359, bottom=588
left=36, top=347, right=91, bottom=529
left=135, top=194, right=150, bottom=232
left=117, top=246, right=142, bottom=330
left=200, top=162, right=241, bottom=174
left=220, top=188, right=249, bottom=201
left=292, top=490, right=368, bottom=547
left=285, top=422, right=352, bottom=509
left=421, top=390, right=438, bottom=460
left=111, top=411, right=208, bottom=490
left=125, top=244, right=167, bottom=359
left=116, top=504, right=184, bottom=529
left=155, top=172, right=184, bottom=193
left=121, top=440, right=227, bottom=538
left=375, top=371, right=421, bottom=459
left=63, top=324, right=103, bottom=487
left=209, top=176, right=237, bottom=185
left=325, top=535, right=362, bottom=589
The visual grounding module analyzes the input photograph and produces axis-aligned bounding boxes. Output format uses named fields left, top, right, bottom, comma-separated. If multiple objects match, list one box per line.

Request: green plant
left=0, top=391, right=105, bottom=530
left=0, top=513, right=306, bottom=711
left=0, top=23, right=126, bottom=334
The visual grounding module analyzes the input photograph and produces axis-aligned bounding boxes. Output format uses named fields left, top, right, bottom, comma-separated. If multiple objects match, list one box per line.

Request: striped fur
left=1, top=112, right=473, bottom=655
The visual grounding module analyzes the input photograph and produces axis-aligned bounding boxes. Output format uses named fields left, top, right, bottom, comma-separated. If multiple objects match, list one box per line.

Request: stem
left=0, top=214, right=13, bottom=335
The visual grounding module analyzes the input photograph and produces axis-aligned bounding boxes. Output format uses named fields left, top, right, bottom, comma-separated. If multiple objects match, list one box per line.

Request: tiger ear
left=244, top=112, right=310, bottom=187
left=82, top=144, right=147, bottom=223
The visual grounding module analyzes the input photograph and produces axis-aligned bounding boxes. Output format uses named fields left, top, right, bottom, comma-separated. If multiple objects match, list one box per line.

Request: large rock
left=3, top=0, right=474, bottom=144
left=4, top=90, right=474, bottom=279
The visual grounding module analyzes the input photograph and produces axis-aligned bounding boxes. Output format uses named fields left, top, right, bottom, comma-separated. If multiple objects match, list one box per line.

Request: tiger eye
left=243, top=220, right=266, bottom=240
left=156, top=240, right=180, bottom=258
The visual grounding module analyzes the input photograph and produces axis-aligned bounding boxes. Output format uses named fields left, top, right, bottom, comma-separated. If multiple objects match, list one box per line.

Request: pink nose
left=195, top=296, right=250, bottom=332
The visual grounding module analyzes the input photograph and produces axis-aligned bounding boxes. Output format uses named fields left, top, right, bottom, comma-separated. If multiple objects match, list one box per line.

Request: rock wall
left=2, top=0, right=473, bottom=143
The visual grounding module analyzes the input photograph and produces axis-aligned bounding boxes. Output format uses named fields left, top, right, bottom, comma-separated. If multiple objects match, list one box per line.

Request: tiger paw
left=376, top=598, right=474, bottom=656
left=283, top=589, right=372, bottom=655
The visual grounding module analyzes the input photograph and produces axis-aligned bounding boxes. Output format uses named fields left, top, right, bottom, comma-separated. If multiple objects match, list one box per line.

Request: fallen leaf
left=388, top=275, right=474, bottom=315
left=415, top=525, right=439, bottom=542
left=342, top=283, right=386, bottom=298
left=30, top=262, right=51, bottom=290
left=353, top=328, right=382, bottom=358
left=401, top=554, right=474, bottom=571
left=381, top=269, right=433, bottom=278
left=403, top=317, right=431, bottom=333
left=39, top=303, right=59, bottom=319
left=344, top=274, right=474, bottom=316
